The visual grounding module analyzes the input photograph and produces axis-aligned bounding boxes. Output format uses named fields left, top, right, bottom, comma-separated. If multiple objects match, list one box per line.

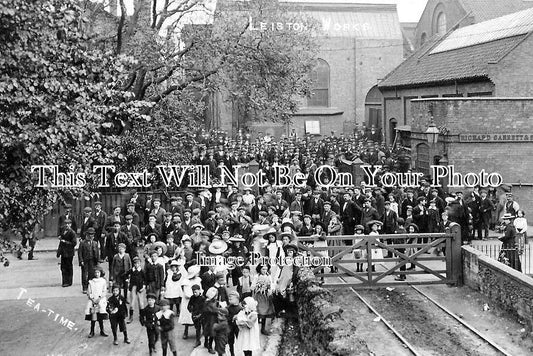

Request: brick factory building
left=413, top=0, right=533, bottom=49
left=378, top=7, right=533, bottom=213
left=212, top=1, right=404, bottom=139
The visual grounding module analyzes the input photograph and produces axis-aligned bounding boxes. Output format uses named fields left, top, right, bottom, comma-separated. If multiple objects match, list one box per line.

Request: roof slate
left=378, top=34, right=527, bottom=88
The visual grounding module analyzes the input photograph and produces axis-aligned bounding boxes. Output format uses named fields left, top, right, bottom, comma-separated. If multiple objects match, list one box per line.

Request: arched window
left=308, top=59, right=330, bottom=107
left=421, top=32, right=427, bottom=46
left=436, top=12, right=446, bottom=35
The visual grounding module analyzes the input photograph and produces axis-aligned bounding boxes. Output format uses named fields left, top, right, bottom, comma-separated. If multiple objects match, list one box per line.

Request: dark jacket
left=203, top=299, right=219, bottom=337
left=188, top=294, right=206, bottom=321
left=105, top=231, right=128, bottom=260
left=126, top=267, right=145, bottom=291
left=111, top=253, right=132, bottom=283
left=144, top=261, right=165, bottom=289
left=57, top=227, right=77, bottom=258
left=107, top=294, right=128, bottom=319
left=140, top=304, right=160, bottom=329
left=78, top=239, right=99, bottom=265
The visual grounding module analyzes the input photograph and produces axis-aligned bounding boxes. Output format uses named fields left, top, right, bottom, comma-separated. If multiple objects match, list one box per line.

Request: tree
left=83, top=0, right=319, bottom=171
left=0, top=0, right=151, bottom=231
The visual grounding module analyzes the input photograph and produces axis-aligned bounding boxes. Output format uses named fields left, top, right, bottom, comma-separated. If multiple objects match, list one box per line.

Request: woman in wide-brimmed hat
left=252, top=264, right=275, bottom=335
left=84, top=266, right=109, bottom=338
left=178, top=265, right=202, bottom=338
left=499, top=213, right=522, bottom=271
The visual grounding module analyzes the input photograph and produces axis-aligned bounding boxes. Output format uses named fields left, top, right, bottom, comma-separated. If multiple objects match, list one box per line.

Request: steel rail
left=337, top=276, right=423, bottom=356
left=410, top=285, right=513, bottom=356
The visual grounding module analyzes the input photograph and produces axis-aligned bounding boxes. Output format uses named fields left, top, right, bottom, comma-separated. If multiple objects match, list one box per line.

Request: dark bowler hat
left=94, top=201, right=102, bottom=206
left=87, top=227, right=96, bottom=234
left=125, top=215, right=133, bottom=220
left=83, top=207, right=92, bottom=213
left=146, top=293, right=157, bottom=300
left=127, top=203, right=135, bottom=207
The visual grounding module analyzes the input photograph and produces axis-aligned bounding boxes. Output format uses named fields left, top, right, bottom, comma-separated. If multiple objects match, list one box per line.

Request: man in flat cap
left=80, top=207, right=96, bottom=241
left=57, top=218, right=77, bottom=287
left=92, top=201, right=107, bottom=254
left=126, top=203, right=141, bottom=228
left=58, top=203, right=77, bottom=236
left=78, top=227, right=100, bottom=293
left=151, top=198, right=166, bottom=225
left=121, top=214, right=142, bottom=257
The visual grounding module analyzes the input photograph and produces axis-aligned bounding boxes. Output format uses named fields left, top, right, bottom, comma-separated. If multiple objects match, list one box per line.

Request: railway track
left=338, top=276, right=514, bottom=356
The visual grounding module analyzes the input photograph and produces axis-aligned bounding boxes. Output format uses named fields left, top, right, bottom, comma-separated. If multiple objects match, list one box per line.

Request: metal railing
left=471, top=242, right=532, bottom=275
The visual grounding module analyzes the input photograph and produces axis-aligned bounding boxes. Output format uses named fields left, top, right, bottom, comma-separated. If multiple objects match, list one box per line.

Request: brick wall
left=490, top=34, right=533, bottom=96
left=410, top=97, right=533, bottom=215
left=413, top=0, right=470, bottom=49
left=462, top=246, right=533, bottom=331
left=380, top=81, right=495, bottom=144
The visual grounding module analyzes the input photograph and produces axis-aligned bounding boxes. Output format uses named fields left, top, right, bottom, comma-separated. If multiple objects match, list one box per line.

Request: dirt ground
left=333, top=285, right=533, bottom=356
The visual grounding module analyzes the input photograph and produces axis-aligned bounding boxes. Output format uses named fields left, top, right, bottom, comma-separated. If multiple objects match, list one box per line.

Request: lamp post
left=425, top=116, right=440, bottom=147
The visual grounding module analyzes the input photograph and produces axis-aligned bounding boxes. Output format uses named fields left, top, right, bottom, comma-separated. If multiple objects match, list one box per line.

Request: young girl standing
left=235, top=297, right=261, bottom=356
left=85, top=266, right=109, bottom=338
left=252, top=264, right=275, bottom=335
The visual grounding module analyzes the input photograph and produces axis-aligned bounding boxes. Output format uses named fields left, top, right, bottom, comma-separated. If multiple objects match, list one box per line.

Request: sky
left=287, top=0, right=429, bottom=22
left=112, top=0, right=429, bottom=23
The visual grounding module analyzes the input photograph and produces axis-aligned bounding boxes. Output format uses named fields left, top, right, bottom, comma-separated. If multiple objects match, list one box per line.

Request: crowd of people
left=51, top=135, right=527, bottom=355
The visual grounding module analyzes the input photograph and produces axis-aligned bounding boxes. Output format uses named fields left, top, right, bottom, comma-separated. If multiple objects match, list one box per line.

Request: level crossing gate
left=297, top=223, right=463, bottom=288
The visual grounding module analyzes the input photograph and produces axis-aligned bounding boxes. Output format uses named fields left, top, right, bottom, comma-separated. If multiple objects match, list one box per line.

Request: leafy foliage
left=0, top=0, right=151, bottom=231
left=88, top=0, right=319, bottom=171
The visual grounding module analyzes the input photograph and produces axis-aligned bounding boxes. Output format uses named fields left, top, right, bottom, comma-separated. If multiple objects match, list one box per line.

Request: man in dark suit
left=479, top=189, right=495, bottom=239
left=160, top=212, right=175, bottom=241
left=340, top=192, right=359, bottom=236
left=361, top=199, right=380, bottom=233
left=57, top=219, right=77, bottom=287
left=251, top=196, right=268, bottom=223
left=143, top=191, right=154, bottom=226
left=201, top=267, right=217, bottom=296
left=321, top=201, right=335, bottom=233
left=92, top=201, right=107, bottom=256
left=79, top=207, right=96, bottom=241
left=150, top=198, right=166, bottom=225
left=304, top=190, right=324, bottom=220
left=78, top=227, right=100, bottom=293
left=413, top=197, right=429, bottom=235
left=105, top=221, right=128, bottom=270
left=184, top=192, right=201, bottom=212
left=121, top=215, right=142, bottom=257
left=382, top=201, right=398, bottom=234
left=143, top=214, right=162, bottom=242
left=272, top=190, right=290, bottom=218
left=105, top=206, right=126, bottom=234
left=401, top=189, right=416, bottom=219
left=169, top=196, right=184, bottom=217
left=58, top=203, right=77, bottom=236
left=125, top=203, right=141, bottom=228
left=289, top=191, right=304, bottom=215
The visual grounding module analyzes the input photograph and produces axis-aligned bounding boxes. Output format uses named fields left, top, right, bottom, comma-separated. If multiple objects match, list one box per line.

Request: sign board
left=459, top=134, right=533, bottom=143
left=305, top=120, right=320, bottom=135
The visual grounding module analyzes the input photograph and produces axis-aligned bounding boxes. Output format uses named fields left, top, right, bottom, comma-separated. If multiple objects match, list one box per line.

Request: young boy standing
left=213, top=308, right=230, bottom=356
left=125, top=256, right=145, bottom=323
left=140, top=293, right=160, bottom=356
left=107, top=285, right=130, bottom=345
left=157, top=299, right=177, bottom=356
left=187, top=284, right=205, bottom=348
left=227, top=291, right=242, bottom=356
